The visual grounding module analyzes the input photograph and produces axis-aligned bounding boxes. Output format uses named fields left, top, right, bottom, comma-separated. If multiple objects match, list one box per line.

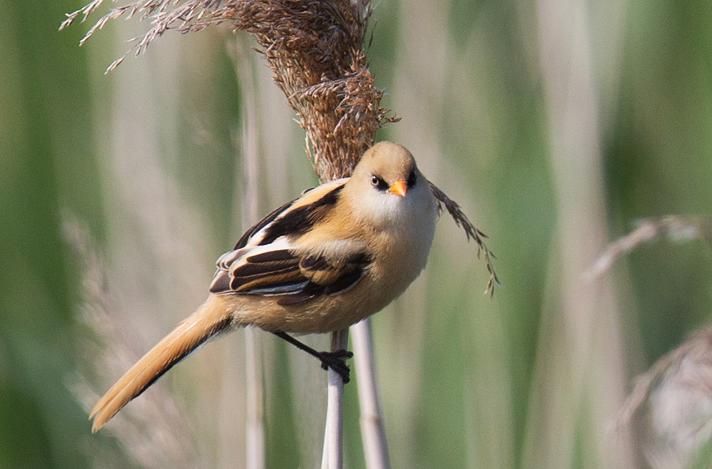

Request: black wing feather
left=233, top=199, right=296, bottom=250
left=211, top=247, right=371, bottom=304
left=210, top=181, right=360, bottom=302
left=275, top=251, right=372, bottom=306
left=258, top=185, right=343, bottom=246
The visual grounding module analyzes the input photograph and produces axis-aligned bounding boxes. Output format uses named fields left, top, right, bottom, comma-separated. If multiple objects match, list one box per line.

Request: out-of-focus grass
left=3, top=0, right=712, bottom=468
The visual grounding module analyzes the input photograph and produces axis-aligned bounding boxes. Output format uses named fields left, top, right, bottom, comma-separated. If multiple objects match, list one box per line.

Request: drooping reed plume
left=59, top=0, right=498, bottom=288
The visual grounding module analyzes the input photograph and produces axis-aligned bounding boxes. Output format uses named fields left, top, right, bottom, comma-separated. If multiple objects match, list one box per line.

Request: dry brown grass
left=61, top=0, right=498, bottom=293
left=61, top=0, right=390, bottom=181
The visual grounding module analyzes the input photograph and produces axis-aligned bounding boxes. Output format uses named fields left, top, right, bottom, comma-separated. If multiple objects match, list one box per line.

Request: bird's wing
left=209, top=179, right=371, bottom=304
left=210, top=242, right=371, bottom=305
left=230, top=178, right=347, bottom=250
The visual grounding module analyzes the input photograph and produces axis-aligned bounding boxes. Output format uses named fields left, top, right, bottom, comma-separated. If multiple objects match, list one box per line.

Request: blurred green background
left=2, top=1, right=712, bottom=468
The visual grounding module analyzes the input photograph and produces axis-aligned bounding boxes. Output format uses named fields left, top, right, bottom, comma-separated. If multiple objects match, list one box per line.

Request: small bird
left=90, top=141, right=437, bottom=431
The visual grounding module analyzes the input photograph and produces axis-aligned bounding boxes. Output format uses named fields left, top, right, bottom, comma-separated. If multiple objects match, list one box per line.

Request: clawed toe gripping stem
left=318, top=349, right=353, bottom=383
left=273, top=332, right=353, bottom=383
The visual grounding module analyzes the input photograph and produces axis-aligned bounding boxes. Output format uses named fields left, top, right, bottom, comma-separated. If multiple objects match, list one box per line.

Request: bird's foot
left=318, top=349, right=353, bottom=383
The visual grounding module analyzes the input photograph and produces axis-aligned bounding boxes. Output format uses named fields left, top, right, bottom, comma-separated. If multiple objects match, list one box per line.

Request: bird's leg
left=272, top=331, right=353, bottom=383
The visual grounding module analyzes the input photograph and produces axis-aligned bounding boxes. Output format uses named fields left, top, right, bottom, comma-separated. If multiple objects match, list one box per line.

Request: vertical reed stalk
left=234, top=37, right=266, bottom=469
left=353, top=320, right=391, bottom=469
left=521, top=0, right=635, bottom=467
left=321, top=328, right=350, bottom=469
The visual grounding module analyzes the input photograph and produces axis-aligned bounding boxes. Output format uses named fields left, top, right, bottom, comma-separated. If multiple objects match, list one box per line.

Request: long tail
left=90, top=295, right=234, bottom=432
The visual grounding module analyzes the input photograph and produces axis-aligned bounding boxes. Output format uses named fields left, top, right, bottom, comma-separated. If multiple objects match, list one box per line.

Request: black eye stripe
left=370, top=175, right=388, bottom=191
left=407, top=171, right=417, bottom=188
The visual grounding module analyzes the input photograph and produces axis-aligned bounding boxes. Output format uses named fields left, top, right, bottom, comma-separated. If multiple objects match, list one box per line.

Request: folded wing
left=209, top=179, right=371, bottom=304
left=210, top=244, right=371, bottom=305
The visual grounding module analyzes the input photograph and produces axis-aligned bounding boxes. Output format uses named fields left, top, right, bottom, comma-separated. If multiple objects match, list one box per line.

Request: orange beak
left=389, top=179, right=408, bottom=197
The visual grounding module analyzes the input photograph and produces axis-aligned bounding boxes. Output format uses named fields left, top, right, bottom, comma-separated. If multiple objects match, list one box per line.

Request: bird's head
left=346, top=141, right=434, bottom=229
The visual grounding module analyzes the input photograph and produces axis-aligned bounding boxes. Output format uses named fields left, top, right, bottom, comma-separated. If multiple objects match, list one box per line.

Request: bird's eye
left=407, top=171, right=417, bottom=188
left=371, top=175, right=388, bottom=191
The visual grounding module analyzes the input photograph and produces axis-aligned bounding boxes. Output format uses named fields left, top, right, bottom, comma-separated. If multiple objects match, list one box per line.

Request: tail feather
left=90, top=296, right=233, bottom=432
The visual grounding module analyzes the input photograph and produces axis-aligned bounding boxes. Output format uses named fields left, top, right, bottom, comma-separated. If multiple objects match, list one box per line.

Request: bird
left=89, top=141, right=438, bottom=432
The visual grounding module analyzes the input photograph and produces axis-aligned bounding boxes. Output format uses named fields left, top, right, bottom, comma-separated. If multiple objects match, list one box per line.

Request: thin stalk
left=244, top=328, right=264, bottom=469
left=352, top=319, right=391, bottom=469
left=234, top=37, right=265, bottom=469
left=321, top=328, right=349, bottom=469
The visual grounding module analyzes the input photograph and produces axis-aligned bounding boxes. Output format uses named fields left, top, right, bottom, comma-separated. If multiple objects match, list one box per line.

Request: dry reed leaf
left=586, top=215, right=712, bottom=280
